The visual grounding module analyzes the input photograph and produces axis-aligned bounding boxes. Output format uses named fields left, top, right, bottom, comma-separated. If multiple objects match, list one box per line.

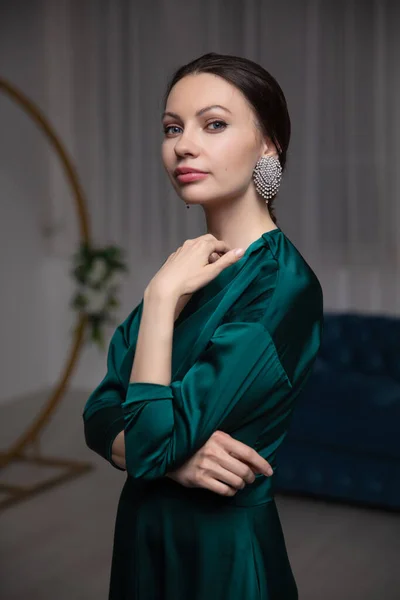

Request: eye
left=207, top=120, right=227, bottom=131
left=163, top=120, right=227, bottom=135
left=163, top=125, right=182, bottom=135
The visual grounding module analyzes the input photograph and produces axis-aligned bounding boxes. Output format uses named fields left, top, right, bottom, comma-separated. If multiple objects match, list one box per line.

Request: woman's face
left=161, top=73, right=267, bottom=206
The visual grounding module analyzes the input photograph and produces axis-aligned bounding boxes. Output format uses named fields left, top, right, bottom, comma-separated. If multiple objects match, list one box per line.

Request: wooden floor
left=1, top=389, right=399, bottom=599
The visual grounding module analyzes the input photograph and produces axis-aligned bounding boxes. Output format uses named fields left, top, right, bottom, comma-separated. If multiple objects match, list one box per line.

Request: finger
left=207, top=464, right=247, bottom=490
left=230, top=448, right=273, bottom=476
left=198, top=476, right=238, bottom=497
left=214, top=452, right=257, bottom=484
left=207, top=239, right=236, bottom=255
left=206, top=248, right=244, bottom=275
left=208, top=252, right=221, bottom=264
left=219, top=433, right=273, bottom=476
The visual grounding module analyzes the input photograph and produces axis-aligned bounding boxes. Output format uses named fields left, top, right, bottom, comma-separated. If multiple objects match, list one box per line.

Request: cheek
left=216, top=132, right=257, bottom=178
left=161, top=140, right=177, bottom=168
left=161, top=142, right=170, bottom=167
left=217, top=139, right=256, bottom=179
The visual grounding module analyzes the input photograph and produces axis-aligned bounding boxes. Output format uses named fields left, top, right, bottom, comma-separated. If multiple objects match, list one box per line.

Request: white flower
left=86, top=258, right=108, bottom=286
left=84, top=287, right=108, bottom=314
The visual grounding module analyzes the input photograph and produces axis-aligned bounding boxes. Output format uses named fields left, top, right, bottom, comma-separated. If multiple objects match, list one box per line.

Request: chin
left=176, top=190, right=207, bottom=203
left=178, top=185, right=218, bottom=201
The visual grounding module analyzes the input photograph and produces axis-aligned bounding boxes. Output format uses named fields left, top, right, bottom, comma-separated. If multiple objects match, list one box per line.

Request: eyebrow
left=161, top=104, right=232, bottom=121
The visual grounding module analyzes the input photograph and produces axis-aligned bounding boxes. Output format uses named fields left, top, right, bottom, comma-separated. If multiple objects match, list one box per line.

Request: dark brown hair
left=163, top=52, right=291, bottom=224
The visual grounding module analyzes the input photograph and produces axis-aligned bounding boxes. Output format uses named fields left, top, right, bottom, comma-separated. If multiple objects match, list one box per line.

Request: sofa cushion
left=289, top=360, right=400, bottom=458
left=320, top=314, right=400, bottom=382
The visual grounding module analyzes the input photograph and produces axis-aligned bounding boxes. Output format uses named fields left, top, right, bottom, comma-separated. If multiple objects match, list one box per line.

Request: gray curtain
left=42, top=0, right=400, bottom=314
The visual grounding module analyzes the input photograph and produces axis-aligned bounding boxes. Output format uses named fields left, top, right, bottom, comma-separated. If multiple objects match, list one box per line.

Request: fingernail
left=234, top=248, right=244, bottom=256
left=267, top=468, right=273, bottom=476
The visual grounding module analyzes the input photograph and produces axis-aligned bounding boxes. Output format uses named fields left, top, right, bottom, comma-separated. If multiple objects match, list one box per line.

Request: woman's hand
left=147, top=234, right=245, bottom=299
left=172, top=249, right=225, bottom=320
left=166, top=430, right=274, bottom=497
left=112, top=430, right=274, bottom=497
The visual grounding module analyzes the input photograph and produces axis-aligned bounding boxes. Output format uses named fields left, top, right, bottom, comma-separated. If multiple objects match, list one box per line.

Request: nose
left=173, top=128, right=201, bottom=158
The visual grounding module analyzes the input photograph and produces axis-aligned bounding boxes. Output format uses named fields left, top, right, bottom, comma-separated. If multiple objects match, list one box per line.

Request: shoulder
left=230, top=230, right=323, bottom=330
left=221, top=251, right=279, bottom=326
left=267, top=229, right=323, bottom=307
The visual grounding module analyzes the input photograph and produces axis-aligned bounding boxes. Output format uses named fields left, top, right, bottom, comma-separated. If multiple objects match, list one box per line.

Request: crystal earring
left=252, top=155, right=282, bottom=203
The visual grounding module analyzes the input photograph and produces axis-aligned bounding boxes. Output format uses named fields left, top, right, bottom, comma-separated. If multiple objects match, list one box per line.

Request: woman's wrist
left=144, top=282, right=179, bottom=305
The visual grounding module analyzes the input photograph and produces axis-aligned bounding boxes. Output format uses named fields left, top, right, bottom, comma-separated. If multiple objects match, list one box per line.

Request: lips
left=176, top=171, right=209, bottom=183
left=174, top=166, right=208, bottom=176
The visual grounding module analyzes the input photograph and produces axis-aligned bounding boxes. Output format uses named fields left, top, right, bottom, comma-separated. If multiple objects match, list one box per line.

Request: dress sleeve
left=82, top=324, right=130, bottom=471
left=121, top=320, right=292, bottom=480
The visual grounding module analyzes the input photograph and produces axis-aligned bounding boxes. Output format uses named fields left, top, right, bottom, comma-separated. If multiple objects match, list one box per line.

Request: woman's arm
left=109, top=289, right=191, bottom=468
left=129, top=285, right=177, bottom=386
left=84, top=290, right=190, bottom=470
left=86, top=237, right=301, bottom=481
left=111, top=428, right=273, bottom=496
left=110, top=282, right=277, bottom=489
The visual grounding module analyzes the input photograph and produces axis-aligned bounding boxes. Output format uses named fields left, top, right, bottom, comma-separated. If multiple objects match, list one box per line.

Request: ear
left=262, top=136, right=279, bottom=158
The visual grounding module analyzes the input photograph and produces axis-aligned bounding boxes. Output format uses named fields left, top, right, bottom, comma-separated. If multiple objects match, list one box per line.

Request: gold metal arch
left=0, top=78, right=93, bottom=510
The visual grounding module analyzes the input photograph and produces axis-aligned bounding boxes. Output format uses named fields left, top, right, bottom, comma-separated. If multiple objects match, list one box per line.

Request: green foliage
left=70, top=242, right=128, bottom=349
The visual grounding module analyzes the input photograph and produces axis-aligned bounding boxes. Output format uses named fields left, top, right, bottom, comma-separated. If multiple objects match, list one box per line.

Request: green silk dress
left=83, top=227, right=323, bottom=600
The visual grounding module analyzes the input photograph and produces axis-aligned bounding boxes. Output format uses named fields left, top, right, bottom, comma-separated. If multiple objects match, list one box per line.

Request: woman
left=83, top=52, right=323, bottom=599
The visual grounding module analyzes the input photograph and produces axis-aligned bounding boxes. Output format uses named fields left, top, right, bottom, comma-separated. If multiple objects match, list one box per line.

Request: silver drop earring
left=252, top=155, right=282, bottom=203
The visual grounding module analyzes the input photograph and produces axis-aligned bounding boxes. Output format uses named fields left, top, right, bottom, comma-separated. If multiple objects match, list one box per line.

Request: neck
left=202, top=192, right=278, bottom=253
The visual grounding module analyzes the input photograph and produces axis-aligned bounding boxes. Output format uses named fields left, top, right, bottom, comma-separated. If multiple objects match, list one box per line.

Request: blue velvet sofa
left=274, top=313, right=400, bottom=510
